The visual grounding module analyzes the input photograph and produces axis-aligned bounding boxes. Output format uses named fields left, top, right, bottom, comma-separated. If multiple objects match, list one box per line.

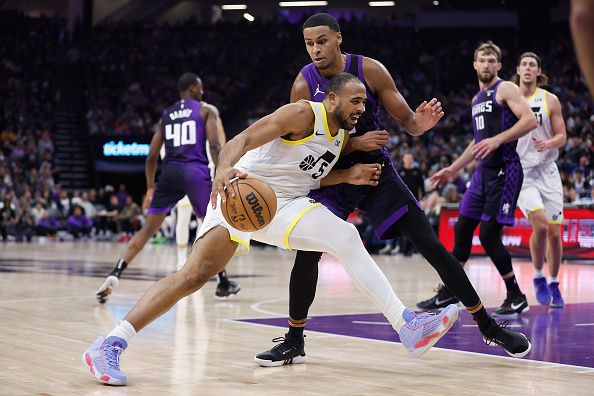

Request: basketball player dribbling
left=256, top=14, right=530, bottom=367
left=418, top=42, right=538, bottom=317
left=82, top=74, right=460, bottom=386
left=95, top=73, right=239, bottom=303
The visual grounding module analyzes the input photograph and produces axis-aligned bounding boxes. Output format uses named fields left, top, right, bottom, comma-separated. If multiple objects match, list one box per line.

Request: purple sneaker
left=82, top=336, right=128, bottom=386
left=399, top=304, right=459, bottom=357
left=533, top=277, right=551, bottom=305
left=548, top=282, right=564, bottom=308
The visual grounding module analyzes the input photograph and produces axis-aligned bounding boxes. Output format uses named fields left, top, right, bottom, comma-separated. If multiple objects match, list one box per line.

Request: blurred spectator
left=115, top=195, right=142, bottom=238
left=36, top=209, right=61, bottom=237
left=67, top=205, right=93, bottom=239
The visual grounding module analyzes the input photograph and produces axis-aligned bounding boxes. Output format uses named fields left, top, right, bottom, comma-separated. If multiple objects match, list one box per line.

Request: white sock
left=108, top=320, right=136, bottom=344
left=549, top=276, right=559, bottom=284
left=533, top=269, right=546, bottom=279
left=176, top=245, right=188, bottom=267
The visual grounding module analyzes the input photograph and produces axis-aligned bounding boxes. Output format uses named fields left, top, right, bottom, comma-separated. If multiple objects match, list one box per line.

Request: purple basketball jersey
left=471, top=79, right=519, bottom=167
left=161, top=98, right=208, bottom=165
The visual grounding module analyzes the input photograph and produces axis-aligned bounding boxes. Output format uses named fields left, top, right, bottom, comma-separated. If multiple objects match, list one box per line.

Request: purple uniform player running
left=95, top=73, right=240, bottom=304
left=419, top=41, right=538, bottom=317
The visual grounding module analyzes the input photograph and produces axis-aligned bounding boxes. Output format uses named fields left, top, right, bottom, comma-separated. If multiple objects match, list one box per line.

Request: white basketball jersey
left=235, top=101, right=345, bottom=201
left=516, top=87, right=557, bottom=168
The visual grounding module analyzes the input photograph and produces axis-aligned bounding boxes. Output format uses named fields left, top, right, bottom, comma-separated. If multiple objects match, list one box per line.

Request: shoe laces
left=407, top=311, right=436, bottom=327
left=270, top=335, right=304, bottom=352
left=484, top=320, right=510, bottom=346
left=103, top=343, right=124, bottom=369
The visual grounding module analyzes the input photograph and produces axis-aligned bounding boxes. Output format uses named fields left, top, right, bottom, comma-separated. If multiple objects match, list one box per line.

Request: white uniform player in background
left=514, top=52, right=567, bottom=307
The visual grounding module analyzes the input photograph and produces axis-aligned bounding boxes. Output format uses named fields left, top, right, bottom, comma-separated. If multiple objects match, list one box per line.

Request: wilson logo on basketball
left=245, top=192, right=265, bottom=226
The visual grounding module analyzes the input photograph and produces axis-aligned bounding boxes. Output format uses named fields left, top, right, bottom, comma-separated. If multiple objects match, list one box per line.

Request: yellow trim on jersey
left=230, top=235, right=250, bottom=251
left=319, top=104, right=336, bottom=141
left=281, top=133, right=316, bottom=145
left=337, top=129, right=346, bottom=155
left=543, top=90, right=551, bottom=117
left=528, top=205, right=545, bottom=213
left=548, top=220, right=563, bottom=225
left=527, top=87, right=540, bottom=103
left=283, top=203, right=322, bottom=250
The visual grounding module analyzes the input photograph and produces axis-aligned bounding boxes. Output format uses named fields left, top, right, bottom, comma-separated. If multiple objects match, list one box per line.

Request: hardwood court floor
left=1, top=241, right=593, bottom=395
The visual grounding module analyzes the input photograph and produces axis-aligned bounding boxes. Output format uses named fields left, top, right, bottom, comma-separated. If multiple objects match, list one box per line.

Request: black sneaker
left=254, top=334, right=306, bottom=367
left=416, top=284, right=460, bottom=310
left=482, top=319, right=532, bottom=358
left=492, top=294, right=529, bottom=317
left=215, top=280, right=241, bottom=299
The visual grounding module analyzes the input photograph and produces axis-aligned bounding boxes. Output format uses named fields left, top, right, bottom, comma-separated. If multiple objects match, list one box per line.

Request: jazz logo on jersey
left=299, top=150, right=336, bottom=179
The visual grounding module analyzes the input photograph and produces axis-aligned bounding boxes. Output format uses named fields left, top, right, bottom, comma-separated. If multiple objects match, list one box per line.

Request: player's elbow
left=209, top=142, right=221, bottom=154
left=558, top=131, right=568, bottom=147
left=145, top=154, right=158, bottom=165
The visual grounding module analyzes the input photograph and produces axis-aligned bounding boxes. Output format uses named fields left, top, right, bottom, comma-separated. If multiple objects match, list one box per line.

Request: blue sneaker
left=548, top=282, right=564, bottom=308
left=399, top=304, right=459, bottom=357
left=533, top=277, right=551, bottom=305
left=82, top=336, right=128, bottom=385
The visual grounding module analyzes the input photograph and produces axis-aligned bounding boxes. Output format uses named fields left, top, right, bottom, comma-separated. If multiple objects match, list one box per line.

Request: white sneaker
left=96, top=275, right=119, bottom=304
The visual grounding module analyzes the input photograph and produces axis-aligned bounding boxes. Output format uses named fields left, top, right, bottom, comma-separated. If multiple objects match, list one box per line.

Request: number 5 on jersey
left=166, top=120, right=196, bottom=147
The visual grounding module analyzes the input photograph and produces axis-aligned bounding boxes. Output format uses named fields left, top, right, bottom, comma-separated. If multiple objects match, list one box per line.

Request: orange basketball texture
left=221, top=177, right=277, bottom=232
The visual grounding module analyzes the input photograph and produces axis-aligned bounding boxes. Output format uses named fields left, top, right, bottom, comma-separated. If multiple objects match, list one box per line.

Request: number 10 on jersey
left=165, top=120, right=196, bottom=147
left=475, top=115, right=485, bottom=131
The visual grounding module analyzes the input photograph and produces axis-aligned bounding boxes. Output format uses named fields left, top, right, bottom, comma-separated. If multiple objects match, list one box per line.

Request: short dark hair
left=325, top=72, right=360, bottom=97
left=302, top=13, right=340, bottom=32
left=177, top=73, right=200, bottom=93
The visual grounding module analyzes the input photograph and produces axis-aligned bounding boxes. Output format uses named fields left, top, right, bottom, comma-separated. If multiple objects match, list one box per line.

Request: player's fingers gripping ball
left=221, top=177, right=277, bottom=232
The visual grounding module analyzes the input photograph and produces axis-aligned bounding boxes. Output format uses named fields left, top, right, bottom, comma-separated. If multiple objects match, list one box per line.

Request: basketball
left=221, top=177, right=277, bottom=232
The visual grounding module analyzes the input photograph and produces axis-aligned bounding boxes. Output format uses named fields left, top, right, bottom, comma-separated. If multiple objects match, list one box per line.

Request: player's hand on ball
left=348, top=163, right=382, bottom=186
left=142, top=188, right=154, bottom=210
left=211, top=167, right=248, bottom=209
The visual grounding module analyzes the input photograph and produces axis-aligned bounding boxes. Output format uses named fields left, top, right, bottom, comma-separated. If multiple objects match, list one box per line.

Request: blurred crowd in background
left=1, top=14, right=592, bottom=246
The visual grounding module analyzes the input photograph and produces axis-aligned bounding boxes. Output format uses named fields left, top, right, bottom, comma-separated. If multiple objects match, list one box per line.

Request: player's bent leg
left=393, top=205, right=531, bottom=357
left=96, top=213, right=168, bottom=303
left=285, top=206, right=459, bottom=358
left=125, top=226, right=237, bottom=331
left=84, top=225, right=238, bottom=386
left=479, top=220, right=528, bottom=317
left=254, top=251, right=321, bottom=367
